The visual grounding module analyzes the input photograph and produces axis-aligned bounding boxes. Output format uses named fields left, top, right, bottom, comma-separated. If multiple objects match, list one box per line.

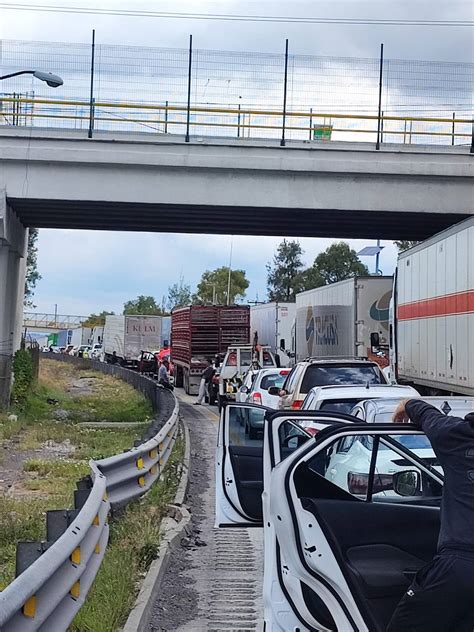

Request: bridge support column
left=0, top=191, right=28, bottom=409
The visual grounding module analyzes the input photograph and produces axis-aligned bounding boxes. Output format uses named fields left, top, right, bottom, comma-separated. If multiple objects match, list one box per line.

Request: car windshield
left=262, top=351, right=274, bottom=366
left=319, top=398, right=366, bottom=413
left=300, top=364, right=383, bottom=394
left=260, top=373, right=287, bottom=391
left=240, top=351, right=252, bottom=367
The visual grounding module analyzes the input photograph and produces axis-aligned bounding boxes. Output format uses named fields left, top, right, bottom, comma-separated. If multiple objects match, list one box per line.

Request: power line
left=0, top=3, right=473, bottom=27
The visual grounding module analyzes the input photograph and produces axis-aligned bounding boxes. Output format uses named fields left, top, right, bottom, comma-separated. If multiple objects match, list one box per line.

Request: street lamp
left=0, top=70, right=63, bottom=87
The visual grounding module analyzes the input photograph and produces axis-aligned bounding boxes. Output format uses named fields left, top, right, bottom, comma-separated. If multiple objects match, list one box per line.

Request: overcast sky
left=1, top=0, right=472, bottom=316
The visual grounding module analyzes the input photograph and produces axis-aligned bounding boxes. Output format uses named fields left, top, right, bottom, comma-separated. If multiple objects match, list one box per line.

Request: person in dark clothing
left=158, top=359, right=173, bottom=390
left=110, top=351, right=118, bottom=365
left=387, top=399, right=474, bottom=632
left=195, top=360, right=215, bottom=405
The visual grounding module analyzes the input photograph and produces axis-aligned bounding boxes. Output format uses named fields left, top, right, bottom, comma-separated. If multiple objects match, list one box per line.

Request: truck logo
left=315, top=314, right=338, bottom=346
left=369, top=291, right=391, bottom=327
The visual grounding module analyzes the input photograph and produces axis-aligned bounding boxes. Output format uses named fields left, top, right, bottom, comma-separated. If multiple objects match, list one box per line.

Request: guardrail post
left=237, top=103, right=241, bottom=138
left=88, top=29, right=96, bottom=139
left=376, top=42, right=384, bottom=150
left=185, top=34, right=193, bottom=143
left=164, top=100, right=169, bottom=134
left=309, top=107, right=313, bottom=140
left=452, top=112, right=455, bottom=146
left=280, top=38, right=289, bottom=147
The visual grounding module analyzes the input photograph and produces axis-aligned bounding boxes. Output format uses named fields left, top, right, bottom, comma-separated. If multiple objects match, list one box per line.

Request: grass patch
left=71, top=434, right=184, bottom=632
left=0, top=358, right=154, bottom=591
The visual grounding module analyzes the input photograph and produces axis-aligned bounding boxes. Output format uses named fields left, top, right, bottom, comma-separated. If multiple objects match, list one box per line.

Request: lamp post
left=0, top=70, right=63, bottom=87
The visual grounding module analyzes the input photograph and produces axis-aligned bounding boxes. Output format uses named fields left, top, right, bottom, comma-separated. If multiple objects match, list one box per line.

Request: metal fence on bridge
left=23, top=312, right=88, bottom=330
left=0, top=38, right=472, bottom=147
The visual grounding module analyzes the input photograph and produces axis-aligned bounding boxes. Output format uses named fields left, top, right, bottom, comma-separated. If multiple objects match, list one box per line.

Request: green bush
left=11, top=349, right=34, bottom=410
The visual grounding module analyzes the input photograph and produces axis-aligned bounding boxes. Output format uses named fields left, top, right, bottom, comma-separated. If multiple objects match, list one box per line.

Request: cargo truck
left=391, top=217, right=474, bottom=397
left=250, top=302, right=296, bottom=366
left=103, top=315, right=162, bottom=367
left=171, top=305, right=250, bottom=395
left=294, top=276, right=393, bottom=365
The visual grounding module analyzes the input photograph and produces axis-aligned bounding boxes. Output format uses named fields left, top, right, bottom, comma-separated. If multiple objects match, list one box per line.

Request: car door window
left=308, top=430, right=441, bottom=501
left=278, top=420, right=311, bottom=459
left=283, top=367, right=299, bottom=394
left=227, top=405, right=266, bottom=446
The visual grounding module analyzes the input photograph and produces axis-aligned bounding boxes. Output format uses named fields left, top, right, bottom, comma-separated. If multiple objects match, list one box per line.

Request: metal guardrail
left=0, top=362, right=179, bottom=631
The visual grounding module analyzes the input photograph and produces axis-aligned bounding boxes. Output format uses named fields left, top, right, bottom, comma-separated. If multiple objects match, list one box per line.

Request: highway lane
left=149, top=391, right=264, bottom=631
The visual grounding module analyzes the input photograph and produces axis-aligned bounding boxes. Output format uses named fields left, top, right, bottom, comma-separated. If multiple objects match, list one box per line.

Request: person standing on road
left=195, top=359, right=215, bottom=405
left=387, top=399, right=474, bottom=632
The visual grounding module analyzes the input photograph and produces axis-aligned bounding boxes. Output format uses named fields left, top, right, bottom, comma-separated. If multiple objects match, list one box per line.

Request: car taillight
left=280, top=370, right=290, bottom=376
left=252, top=392, right=262, bottom=405
left=305, top=427, right=319, bottom=436
left=291, top=400, right=303, bottom=410
left=347, top=472, right=393, bottom=495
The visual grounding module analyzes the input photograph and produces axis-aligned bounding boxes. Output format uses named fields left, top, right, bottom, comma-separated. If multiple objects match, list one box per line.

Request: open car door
left=215, top=405, right=338, bottom=527
left=266, top=421, right=444, bottom=632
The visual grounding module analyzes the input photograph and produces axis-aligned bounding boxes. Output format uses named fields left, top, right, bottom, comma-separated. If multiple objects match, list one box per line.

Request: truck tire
left=175, top=365, right=184, bottom=388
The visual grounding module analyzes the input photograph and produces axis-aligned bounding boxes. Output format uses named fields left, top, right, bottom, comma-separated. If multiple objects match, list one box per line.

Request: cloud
left=34, top=228, right=398, bottom=314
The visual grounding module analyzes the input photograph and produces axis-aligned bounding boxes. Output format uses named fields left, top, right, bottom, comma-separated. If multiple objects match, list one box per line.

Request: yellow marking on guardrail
left=95, top=543, right=101, bottom=554
left=150, top=464, right=157, bottom=475
left=136, top=457, right=145, bottom=470
left=70, top=581, right=80, bottom=599
left=22, top=596, right=36, bottom=618
left=138, top=475, right=146, bottom=487
left=149, top=448, right=157, bottom=459
left=103, top=492, right=108, bottom=502
left=93, top=514, right=100, bottom=526
left=71, top=547, right=81, bottom=565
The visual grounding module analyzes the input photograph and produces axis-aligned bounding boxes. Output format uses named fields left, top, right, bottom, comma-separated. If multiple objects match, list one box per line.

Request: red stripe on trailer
left=398, top=290, right=474, bottom=320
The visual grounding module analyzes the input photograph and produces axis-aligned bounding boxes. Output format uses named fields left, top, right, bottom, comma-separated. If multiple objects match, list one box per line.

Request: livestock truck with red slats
left=171, top=305, right=250, bottom=395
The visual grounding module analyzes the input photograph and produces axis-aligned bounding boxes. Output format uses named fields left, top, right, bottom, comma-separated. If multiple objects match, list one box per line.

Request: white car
left=216, top=401, right=448, bottom=631
left=235, top=369, right=260, bottom=404
left=89, top=344, right=103, bottom=360
left=245, top=368, right=291, bottom=407
left=301, top=384, right=419, bottom=414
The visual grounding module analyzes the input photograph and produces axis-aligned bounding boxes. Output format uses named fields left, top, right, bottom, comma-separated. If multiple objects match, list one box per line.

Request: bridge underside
left=8, top=198, right=470, bottom=241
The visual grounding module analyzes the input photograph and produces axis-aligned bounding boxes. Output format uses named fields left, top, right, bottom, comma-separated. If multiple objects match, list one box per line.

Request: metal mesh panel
left=0, top=38, right=472, bottom=146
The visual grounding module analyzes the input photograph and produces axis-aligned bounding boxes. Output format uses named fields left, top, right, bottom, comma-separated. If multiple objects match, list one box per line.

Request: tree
left=82, top=311, right=115, bottom=327
left=168, top=278, right=192, bottom=311
left=295, top=266, right=325, bottom=293
left=24, top=228, right=41, bottom=308
left=123, top=296, right=166, bottom=315
left=267, top=239, right=306, bottom=302
left=194, top=267, right=249, bottom=304
left=310, top=242, right=369, bottom=285
left=394, top=240, right=420, bottom=252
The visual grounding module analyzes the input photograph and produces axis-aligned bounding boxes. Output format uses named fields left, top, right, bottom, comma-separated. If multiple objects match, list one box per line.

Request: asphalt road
left=149, top=392, right=264, bottom=632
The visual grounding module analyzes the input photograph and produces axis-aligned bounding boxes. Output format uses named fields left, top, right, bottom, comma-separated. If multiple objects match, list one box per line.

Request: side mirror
left=370, top=332, right=380, bottom=347
left=393, top=470, right=421, bottom=497
left=280, top=338, right=286, bottom=350
left=240, top=385, right=249, bottom=394
left=282, top=434, right=308, bottom=450
left=267, top=386, right=280, bottom=396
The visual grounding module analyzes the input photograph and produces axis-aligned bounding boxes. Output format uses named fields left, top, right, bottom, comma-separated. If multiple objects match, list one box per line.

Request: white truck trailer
left=103, top=315, right=162, bottom=366
left=295, top=276, right=393, bottom=365
left=250, top=302, right=296, bottom=366
left=392, top=217, right=474, bottom=397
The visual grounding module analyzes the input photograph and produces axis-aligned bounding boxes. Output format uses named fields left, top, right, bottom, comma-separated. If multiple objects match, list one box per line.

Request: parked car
left=216, top=402, right=445, bottom=631
left=89, top=344, right=103, bottom=360
left=274, top=358, right=388, bottom=410
left=235, top=369, right=260, bottom=404
left=77, top=345, right=91, bottom=358
left=301, top=384, right=419, bottom=413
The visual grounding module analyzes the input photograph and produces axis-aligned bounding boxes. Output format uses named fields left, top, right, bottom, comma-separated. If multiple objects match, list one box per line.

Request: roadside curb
left=122, top=416, right=192, bottom=632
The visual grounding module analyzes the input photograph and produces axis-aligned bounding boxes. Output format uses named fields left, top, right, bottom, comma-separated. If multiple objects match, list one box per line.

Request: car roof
left=255, top=367, right=291, bottom=378
left=359, top=396, right=474, bottom=419
left=307, top=384, right=418, bottom=400
left=300, top=357, right=379, bottom=366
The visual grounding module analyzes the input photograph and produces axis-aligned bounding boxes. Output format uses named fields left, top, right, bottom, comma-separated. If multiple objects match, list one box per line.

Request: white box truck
left=392, top=217, right=474, bottom=397
left=295, top=276, right=393, bottom=365
left=250, top=302, right=296, bottom=366
left=103, top=315, right=162, bottom=366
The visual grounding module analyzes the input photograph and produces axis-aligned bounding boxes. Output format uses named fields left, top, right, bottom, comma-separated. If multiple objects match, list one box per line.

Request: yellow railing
left=1, top=96, right=471, bottom=143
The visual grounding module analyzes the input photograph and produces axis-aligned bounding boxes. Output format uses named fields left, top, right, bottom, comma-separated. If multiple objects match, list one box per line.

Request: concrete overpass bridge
left=0, top=127, right=473, bottom=405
